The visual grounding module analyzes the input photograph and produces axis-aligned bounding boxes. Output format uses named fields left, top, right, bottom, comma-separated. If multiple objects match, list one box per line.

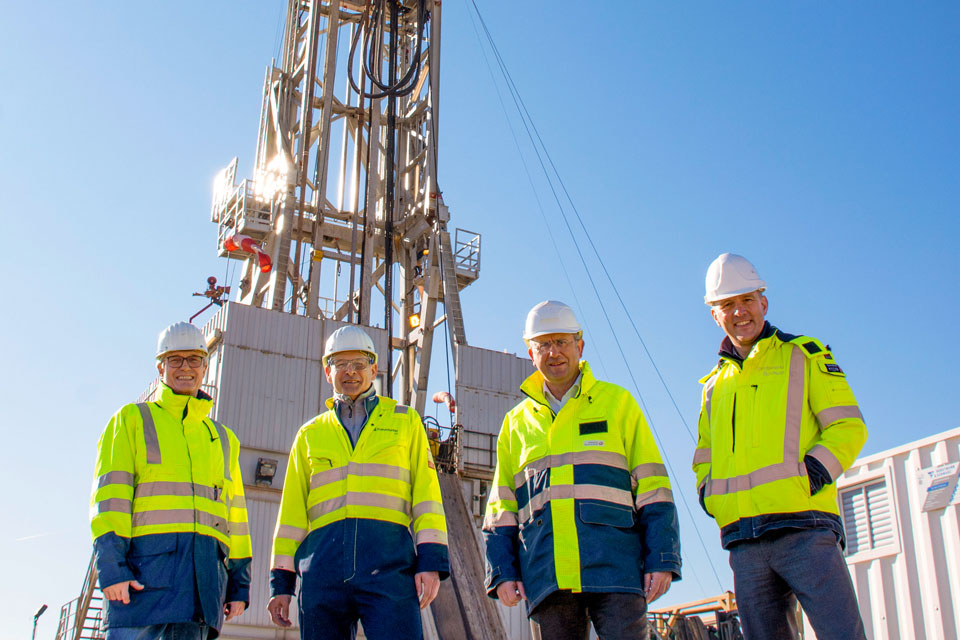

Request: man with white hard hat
left=267, top=325, right=448, bottom=640
left=484, top=301, right=681, bottom=639
left=694, top=254, right=868, bottom=640
left=90, top=322, right=252, bottom=640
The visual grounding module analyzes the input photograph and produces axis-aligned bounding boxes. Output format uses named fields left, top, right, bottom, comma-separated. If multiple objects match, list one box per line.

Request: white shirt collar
left=544, top=371, right=582, bottom=415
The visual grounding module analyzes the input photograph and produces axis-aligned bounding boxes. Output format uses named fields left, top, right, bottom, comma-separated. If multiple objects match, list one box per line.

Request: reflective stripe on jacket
left=484, top=361, right=682, bottom=611
left=693, top=326, right=867, bottom=548
left=269, top=394, right=448, bottom=596
left=90, top=383, right=252, bottom=634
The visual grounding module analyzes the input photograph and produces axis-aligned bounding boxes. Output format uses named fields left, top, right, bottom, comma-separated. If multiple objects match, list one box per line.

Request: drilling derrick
left=210, top=0, right=479, bottom=415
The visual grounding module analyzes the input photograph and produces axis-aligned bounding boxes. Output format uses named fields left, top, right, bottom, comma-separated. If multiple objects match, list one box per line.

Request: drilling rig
left=58, top=2, right=533, bottom=639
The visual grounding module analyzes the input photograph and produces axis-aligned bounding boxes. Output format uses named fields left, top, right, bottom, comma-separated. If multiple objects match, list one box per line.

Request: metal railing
left=214, top=179, right=274, bottom=254
left=56, top=554, right=105, bottom=640
left=460, top=427, right=497, bottom=472
left=454, top=228, right=481, bottom=274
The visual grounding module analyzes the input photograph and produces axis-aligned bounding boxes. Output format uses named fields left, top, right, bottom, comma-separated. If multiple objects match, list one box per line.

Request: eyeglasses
left=530, top=337, right=576, bottom=354
left=165, top=355, right=207, bottom=368
left=329, top=358, right=373, bottom=372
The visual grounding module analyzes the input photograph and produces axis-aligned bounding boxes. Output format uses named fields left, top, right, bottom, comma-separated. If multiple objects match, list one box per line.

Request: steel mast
left=210, top=0, right=479, bottom=410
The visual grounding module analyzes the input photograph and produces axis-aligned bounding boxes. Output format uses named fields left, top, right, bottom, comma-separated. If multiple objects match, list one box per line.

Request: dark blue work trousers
left=729, top=528, right=866, bottom=640
left=104, top=623, right=210, bottom=640
left=298, top=573, right=422, bottom=640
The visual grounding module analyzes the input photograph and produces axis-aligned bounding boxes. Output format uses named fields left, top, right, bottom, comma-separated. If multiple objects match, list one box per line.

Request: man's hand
left=224, top=601, right=246, bottom=622
left=102, top=580, right=144, bottom=604
left=415, top=571, right=440, bottom=609
left=267, top=595, right=293, bottom=627
left=644, top=571, right=672, bottom=604
left=496, top=580, right=526, bottom=607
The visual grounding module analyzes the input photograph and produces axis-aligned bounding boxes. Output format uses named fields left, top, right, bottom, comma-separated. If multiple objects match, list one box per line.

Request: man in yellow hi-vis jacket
left=694, top=254, right=868, bottom=640
left=90, top=321, right=252, bottom=640
left=267, top=325, right=448, bottom=640
left=484, top=301, right=681, bottom=640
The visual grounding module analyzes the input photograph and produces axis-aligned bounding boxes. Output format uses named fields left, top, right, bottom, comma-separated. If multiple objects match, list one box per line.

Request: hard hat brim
left=156, top=347, right=209, bottom=359
left=322, top=351, right=378, bottom=366
left=704, top=286, right=766, bottom=305
left=522, top=328, right=582, bottom=341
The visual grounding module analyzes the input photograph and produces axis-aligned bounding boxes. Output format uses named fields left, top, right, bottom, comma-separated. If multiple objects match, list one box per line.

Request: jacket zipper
left=731, top=395, right=736, bottom=452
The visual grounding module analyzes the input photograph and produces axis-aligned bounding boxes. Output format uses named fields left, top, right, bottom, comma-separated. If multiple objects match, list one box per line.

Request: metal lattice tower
left=210, top=0, right=479, bottom=413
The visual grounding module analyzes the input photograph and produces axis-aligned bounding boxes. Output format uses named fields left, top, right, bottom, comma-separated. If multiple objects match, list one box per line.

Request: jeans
left=729, top=528, right=866, bottom=640
left=105, top=623, right=210, bottom=640
left=529, top=590, right=648, bottom=640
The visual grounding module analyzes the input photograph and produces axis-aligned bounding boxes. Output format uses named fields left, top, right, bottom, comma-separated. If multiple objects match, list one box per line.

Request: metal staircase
left=438, top=229, right=468, bottom=349
left=56, top=554, right=105, bottom=640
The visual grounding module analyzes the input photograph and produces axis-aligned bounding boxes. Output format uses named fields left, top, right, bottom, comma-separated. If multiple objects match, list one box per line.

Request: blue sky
left=1, top=2, right=957, bottom=638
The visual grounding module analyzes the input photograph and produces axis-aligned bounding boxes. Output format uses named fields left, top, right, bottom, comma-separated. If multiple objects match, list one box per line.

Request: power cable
left=460, top=1, right=610, bottom=381
left=347, top=0, right=428, bottom=99
left=466, top=0, right=723, bottom=592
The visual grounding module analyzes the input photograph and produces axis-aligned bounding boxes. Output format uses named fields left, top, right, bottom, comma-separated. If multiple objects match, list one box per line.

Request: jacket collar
left=520, top=360, right=597, bottom=407
left=717, top=321, right=777, bottom=366
left=325, top=385, right=382, bottom=413
left=154, top=382, right=213, bottom=420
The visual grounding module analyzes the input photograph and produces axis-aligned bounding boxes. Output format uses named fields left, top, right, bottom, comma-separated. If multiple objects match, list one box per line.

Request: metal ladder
left=438, top=229, right=467, bottom=348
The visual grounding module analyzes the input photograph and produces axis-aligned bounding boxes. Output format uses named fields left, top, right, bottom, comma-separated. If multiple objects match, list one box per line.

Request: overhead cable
left=465, top=0, right=724, bottom=592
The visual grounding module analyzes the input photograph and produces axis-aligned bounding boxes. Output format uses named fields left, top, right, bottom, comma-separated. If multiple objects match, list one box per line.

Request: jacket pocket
left=578, top=501, right=635, bottom=529
left=128, top=535, right=177, bottom=590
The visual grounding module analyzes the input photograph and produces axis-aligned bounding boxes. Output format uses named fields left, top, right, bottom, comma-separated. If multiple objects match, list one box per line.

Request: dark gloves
left=804, top=455, right=833, bottom=496
left=698, top=484, right=713, bottom=518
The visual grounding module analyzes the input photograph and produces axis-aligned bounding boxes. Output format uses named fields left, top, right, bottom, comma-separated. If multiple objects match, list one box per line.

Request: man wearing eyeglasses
left=484, top=301, right=681, bottom=639
left=90, top=321, right=252, bottom=640
left=267, top=325, right=448, bottom=640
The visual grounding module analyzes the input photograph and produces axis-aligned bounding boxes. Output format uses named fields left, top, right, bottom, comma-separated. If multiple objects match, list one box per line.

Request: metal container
left=807, top=427, right=960, bottom=639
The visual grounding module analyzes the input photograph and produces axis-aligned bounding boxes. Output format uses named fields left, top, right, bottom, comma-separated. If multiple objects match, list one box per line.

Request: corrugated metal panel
left=221, top=490, right=299, bottom=636
left=803, top=427, right=960, bottom=640
left=456, top=345, right=532, bottom=436
left=496, top=600, right=533, bottom=640
left=455, top=347, right=532, bottom=475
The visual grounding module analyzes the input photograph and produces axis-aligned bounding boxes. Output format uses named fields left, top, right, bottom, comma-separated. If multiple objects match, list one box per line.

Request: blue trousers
left=105, top=623, right=210, bottom=640
left=728, top=528, right=866, bottom=640
left=528, top=590, right=648, bottom=640
left=298, top=577, right=422, bottom=640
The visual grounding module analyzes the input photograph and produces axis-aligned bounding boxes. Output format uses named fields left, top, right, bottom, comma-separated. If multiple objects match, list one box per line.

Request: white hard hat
left=523, top=300, right=582, bottom=340
left=704, top=253, right=766, bottom=305
left=156, top=322, right=208, bottom=359
left=323, top=325, right=378, bottom=365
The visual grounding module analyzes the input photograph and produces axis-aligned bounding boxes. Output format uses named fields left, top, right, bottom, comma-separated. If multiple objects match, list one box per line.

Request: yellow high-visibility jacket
left=484, top=362, right=681, bottom=611
left=90, top=383, right=252, bottom=634
left=693, top=325, right=867, bottom=548
left=269, top=394, right=448, bottom=597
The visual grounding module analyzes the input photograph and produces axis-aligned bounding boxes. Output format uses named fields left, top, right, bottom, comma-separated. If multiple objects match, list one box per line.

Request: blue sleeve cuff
left=93, top=532, right=135, bottom=588
left=226, top=557, right=252, bottom=604
left=270, top=568, right=298, bottom=597
left=415, top=542, right=450, bottom=580
left=483, top=525, right=521, bottom=597
left=637, top=502, right=683, bottom=580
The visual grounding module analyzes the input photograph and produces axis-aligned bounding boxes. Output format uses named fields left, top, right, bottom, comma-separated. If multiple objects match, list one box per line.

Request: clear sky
left=1, top=2, right=958, bottom=638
